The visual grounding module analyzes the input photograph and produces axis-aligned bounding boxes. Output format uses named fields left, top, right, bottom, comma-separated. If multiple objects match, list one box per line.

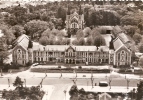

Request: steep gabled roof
left=118, top=33, right=130, bottom=44
left=113, top=37, right=130, bottom=52
left=13, top=34, right=29, bottom=50
left=33, top=44, right=109, bottom=52
left=113, top=37, right=123, bottom=51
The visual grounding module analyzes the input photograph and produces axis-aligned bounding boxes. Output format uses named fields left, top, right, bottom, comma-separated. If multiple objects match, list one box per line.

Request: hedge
left=30, top=68, right=110, bottom=73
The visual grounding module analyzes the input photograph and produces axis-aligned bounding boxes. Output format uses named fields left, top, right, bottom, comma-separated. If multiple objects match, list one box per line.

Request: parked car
left=32, top=63, right=39, bottom=66
left=99, top=81, right=108, bottom=87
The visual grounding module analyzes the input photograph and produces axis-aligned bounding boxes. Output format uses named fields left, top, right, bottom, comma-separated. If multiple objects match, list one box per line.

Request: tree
left=0, top=24, right=15, bottom=45
left=133, top=33, right=142, bottom=44
left=76, top=29, right=84, bottom=40
left=12, top=25, right=26, bottom=38
left=78, top=37, right=85, bottom=45
left=83, top=27, right=91, bottom=37
left=72, top=39, right=79, bottom=45
left=69, top=85, right=78, bottom=96
left=84, top=8, right=90, bottom=27
left=24, top=20, right=49, bottom=39
left=123, top=25, right=137, bottom=37
left=0, top=50, right=9, bottom=76
left=4, top=90, right=20, bottom=100
left=86, top=36, right=93, bottom=45
left=61, top=38, right=70, bottom=45
left=89, top=11, right=97, bottom=26
left=93, top=36, right=106, bottom=49
left=139, top=44, right=143, bottom=53
left=3, top=77, right=44, bottom=100
left=90, top=28, right=101, bottom=38
left=13, top=76, right=24, bottom=88
left=121, top=15, right=139, bottom=26
left=78, top=88, right=87, bottom=100
left=54, top=39, right=62, bottom=45
left=7, top=6, right=28, bottom=25
left=137, top=81, right=143, bottom=100
left=39, top=36, right=49, bottom=46
left=56, top=6, right=66, bottom=27
left=0, top=37, right=9, bottom=76
left=41, top=28, right=51, bottom=37
left=4, top=15, right=18, bottom=26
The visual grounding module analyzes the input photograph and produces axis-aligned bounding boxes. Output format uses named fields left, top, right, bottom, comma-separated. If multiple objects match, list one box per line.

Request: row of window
left=34, top=57, right=109, bottom=63
left=33, top=51, right=109, bottom=57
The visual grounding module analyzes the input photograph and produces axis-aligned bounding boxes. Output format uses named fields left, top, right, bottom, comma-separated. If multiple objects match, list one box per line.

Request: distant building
left=65, top=5, right=84, bottom=35
left=12, top=34, right=132, bottom=67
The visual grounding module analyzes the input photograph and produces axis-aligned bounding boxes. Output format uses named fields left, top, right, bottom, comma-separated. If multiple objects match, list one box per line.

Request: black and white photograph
left=0, top=0, right=143, bottom=100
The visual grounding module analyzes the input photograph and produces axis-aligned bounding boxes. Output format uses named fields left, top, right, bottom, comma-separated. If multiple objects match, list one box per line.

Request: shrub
left=30, top=67, right=110, bottom=73
left=58, top=66, right=61, bottom=69
left=78, top=66, right=82, bottom=69
left=2, top=77, right=45, bottom=100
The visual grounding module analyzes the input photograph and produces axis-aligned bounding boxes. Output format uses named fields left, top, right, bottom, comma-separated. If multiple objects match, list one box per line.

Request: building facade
left=65, top=5, right=84, bottom=35
left=12, top=34, right=132, bottom=67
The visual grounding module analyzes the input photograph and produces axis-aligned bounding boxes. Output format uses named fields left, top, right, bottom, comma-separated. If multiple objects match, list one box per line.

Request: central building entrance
left=65, top=59, right=75, bottom=64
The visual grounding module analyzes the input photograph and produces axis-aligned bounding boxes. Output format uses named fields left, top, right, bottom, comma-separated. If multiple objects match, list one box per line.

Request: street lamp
left=109, top=78, right=112, bottom=90
left=75, top=69, right=77, bottom=78
left=8, top=78, right=10, bottom=87
left=63, top=90, right=67, bottom=100
left=0, top=67, right=3, bottom=76
left=60, top=68, right=62, bottom=78
left=45, top=70, right=47, bottom=78
left=125, top=69, right=127, bottom=79
left=91, top=68, right=93, bottom=78
left=127, top=79, right=130, bottom=90
left=91, top=77, right=94, bottom=88
left=24, top=79, right=26, bottom=87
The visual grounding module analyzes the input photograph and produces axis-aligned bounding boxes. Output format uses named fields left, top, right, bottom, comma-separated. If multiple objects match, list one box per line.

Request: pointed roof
left=67, top=5, right=70, bottom=15
left=79, top=5, right=82, bottom=15
left=13, top=34, right=29, bottom=50
left=113, top=37, right=130, bottom=52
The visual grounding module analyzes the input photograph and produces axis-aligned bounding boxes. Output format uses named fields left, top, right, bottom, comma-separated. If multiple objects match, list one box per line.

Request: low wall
left=8, top=67, right=29, bottom=73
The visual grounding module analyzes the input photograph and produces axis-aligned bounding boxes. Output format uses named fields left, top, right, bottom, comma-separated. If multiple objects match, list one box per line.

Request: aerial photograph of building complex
left=0, top=0, right=143, bottom=100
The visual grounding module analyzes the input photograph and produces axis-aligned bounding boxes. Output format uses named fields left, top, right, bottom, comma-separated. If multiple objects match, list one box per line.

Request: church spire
left=79, top=5, right=82, bottom=15
left=67, top=5, right=70, bottom=15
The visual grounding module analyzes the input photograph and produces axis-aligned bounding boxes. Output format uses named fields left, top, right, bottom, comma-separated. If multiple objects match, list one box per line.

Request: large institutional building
left=12, top=33, right=132, bottom=66
left=12, top=7, right=133, bottom=67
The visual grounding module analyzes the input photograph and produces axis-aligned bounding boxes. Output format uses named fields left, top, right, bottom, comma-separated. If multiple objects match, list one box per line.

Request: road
left=0, top=69, right=141, bottom=100
left=0, top=76, right=140, bottom=100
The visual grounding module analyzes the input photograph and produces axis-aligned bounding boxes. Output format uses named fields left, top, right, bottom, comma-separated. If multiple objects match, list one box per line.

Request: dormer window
left=61, top=52, right=65, bottom=55
left=43, top=47, right=45, bottom=51
left=49, top=52, right=53, bottom=55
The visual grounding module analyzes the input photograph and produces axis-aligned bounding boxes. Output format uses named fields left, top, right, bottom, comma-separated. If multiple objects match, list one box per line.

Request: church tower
left=66, top=5, right=71, bottom=34
left=65, top=5, right=84, bottom=36
left=78, top=5, right=84, bottom=29
left=28, top=38, right=33, bottom=64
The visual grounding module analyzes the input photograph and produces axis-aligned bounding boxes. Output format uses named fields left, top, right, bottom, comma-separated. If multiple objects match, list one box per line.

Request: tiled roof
left=73, top=46, right=96, bottom=51
left=118, top=33, right=130, bottom=44
left=113, top=26, right=123, bottom=35
left=113, top=37, right=124, bottom=51
left=33, top=44, right=109, bottom=52
left=13, top=34, right=29, bottom=50
left=33, top=45, right=68, bottom=51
